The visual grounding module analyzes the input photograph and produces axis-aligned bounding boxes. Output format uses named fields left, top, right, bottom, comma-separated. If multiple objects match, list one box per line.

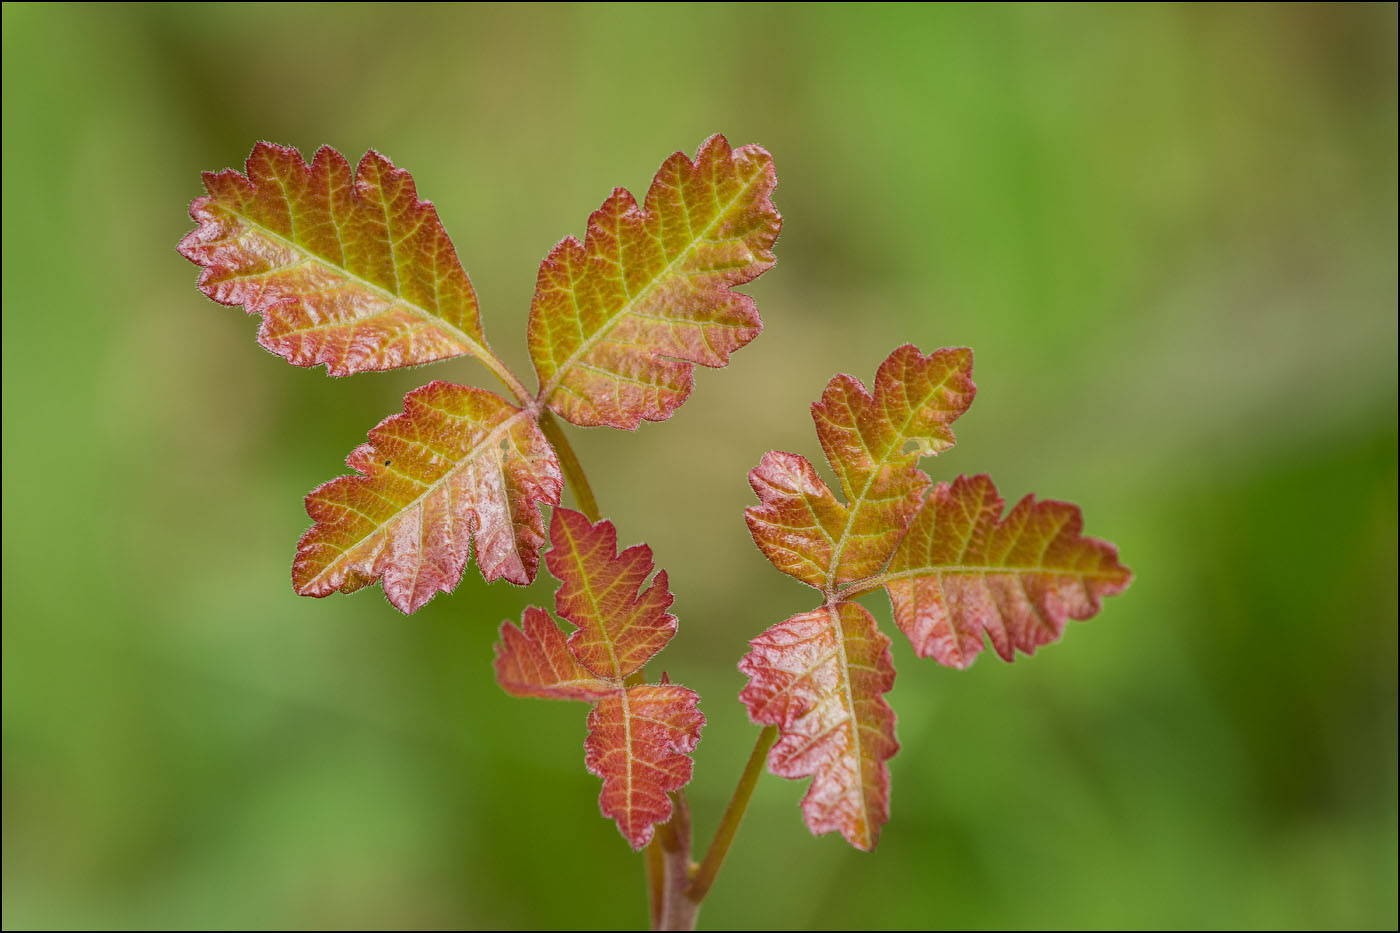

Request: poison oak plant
left=179, top=135, right=1132, bottom=931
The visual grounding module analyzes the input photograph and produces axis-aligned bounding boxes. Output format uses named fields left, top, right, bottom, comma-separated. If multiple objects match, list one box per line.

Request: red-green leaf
left=527, top=134, right=781, bottom=428
left=293, top=381, right=561, bottom=613
left=586, top=684, right=704, bottom=850
left=746, top=345, right=975, bottom=586
left=884, top=474, right=1133, bottom=669
left=546, top=508, right=676, bottom=681
left=743, top=451, right=851, bottom=587
left=179, top=143, right=494, bottom=376
left=738, top=603, right=897, bottom=850
left=493, top=510, right=703, bottom=849
left=494, top=606, right=610, bottom=702
left=741, top=345, right=1130, bottom=849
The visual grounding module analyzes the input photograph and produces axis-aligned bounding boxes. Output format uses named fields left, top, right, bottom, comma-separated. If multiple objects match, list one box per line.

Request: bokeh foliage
left=3, top=3, right=1395, bottom=929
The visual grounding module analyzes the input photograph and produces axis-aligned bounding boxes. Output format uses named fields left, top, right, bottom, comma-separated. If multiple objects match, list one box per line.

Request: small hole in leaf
left=384, top=459, right=392, bottom=467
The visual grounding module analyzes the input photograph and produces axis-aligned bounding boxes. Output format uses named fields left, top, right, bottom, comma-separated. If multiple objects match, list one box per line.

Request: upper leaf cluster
left=180, top=135, right=780, bottom=611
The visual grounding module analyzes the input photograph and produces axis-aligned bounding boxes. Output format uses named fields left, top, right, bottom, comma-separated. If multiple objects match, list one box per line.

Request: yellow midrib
left=222, top=204, right=491, bottom=364
left=300, top=406, right=533, bottom=591
left=536, top=168, right=765, bottom=404
left=827, top=603, right=874, bottom=849
left=557, top=517, right=642, bottom=831
left=824, top=369, right=964, bottom=583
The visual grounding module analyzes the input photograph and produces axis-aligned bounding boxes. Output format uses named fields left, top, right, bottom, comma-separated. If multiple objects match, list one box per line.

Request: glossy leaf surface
left=494, top=606, right=609, bottom=702
left=885, top=474, right=1133, bottom=669
left=494, top=510, right=703, bottom=849
left=293, top=381, right=561, bottom=613
left=179, top=143, right=492, bottom=375
left=742, top=345, right=1130, bottom=848
left=546, top=507, right=677, bottom=680
left=528, top=134, right=781, bottom=428
left=738, top=603, right=897, bottom=850
left=746, top=346, right=975, bottom=586
left=586, top=684, right=705, bottom=851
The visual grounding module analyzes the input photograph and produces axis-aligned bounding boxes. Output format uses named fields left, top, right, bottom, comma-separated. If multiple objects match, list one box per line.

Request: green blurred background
left=3, top=3, right=1395, bottom=929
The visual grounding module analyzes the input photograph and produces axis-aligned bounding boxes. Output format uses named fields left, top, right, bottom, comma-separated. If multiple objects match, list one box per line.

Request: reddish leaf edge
left=291, top=380, right=562, bottom=614
left=737, top=602, right=897, bottom=851
left=493, top=509, right=704, bottom=849
left=179, top=142, right=531, bottom=393
left=846, top=474, right=1134, bottom=668
left=740, top=346, right=1133, bottom=849
left=744, top=344, right=978, bottom=590
left=528, top=133, right=782, bottom=428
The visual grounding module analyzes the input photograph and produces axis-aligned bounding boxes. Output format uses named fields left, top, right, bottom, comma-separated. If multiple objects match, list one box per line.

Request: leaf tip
left=529, top=134, right=779, bottom=428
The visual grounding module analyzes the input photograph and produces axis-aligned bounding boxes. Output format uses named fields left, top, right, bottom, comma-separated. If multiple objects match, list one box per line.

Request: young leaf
left=884, top=474, right=1133, bottom=669
left=528, top=134, right=781, bottom=428
left=737, top=603, right=897, bottom=851
left=494, top=509, right=703, bottom=849
left=546, top=506, right=677, bottom=680
left=293, top=381, right=561, bottom=613
left=494, top=607, right=610, bottom=702
left=586, top=684, right=706, bottom=850
left=746, top=345, right=976, bottom=587
left=179, top=143, right=498, bottom=377
left=741, top=345, right=1131, bottom=849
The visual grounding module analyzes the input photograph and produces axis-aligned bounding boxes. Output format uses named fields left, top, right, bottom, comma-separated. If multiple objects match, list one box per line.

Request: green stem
left=479, top=349, right=534, bottom=408
left=685, top=725, right=778, bottom=904
left=537, top=410, right=601, bottom=523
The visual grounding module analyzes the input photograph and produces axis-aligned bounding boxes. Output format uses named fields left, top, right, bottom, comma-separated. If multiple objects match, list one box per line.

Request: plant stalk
left=685, top=725, right=778, bottom=904
left=655, top=791, right=699, bottom=931
left=646, top=834, right=666, bottom=930
left=533, top=379, right=771, bottom=928
left=537, top=409, right=601, bottom=523
left=469, top=342, right=535, bottom=409
left=534, top=405, right=666, bottom=922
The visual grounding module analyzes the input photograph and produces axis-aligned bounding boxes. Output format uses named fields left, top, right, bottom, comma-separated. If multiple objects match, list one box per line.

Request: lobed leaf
left=546, top=508, right=676, bottom=681
left=528, top=134, right=781, bottom=428
left=741, top=345, right=1131, bottom=849
left=179, top=142, right=494, bottom=376
left=738, top=603, right=897, bottom=850
left=814, top=344, right=976, bottom=500
left=494, top=606, right=610, bottom=702
left=744, top=451, right=850, bottom=588
left=493, top=510, right=703, bottom=849
left=884, top=474, right=1133, bottom=669
left=746, top=346, right=975, bottom=587
left=293, top=381, right=561, bottom=614
left=586, top=684, right=704, bottom=850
